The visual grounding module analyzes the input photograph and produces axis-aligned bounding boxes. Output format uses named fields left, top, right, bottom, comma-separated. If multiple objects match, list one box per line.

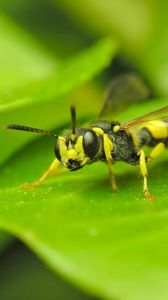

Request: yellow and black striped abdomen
left=139, top=119, right=168, bottom=147
left=142, top=119, right=168, bottom=139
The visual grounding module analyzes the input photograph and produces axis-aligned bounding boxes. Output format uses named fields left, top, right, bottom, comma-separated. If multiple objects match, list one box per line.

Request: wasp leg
left=148, top=140, right=167, bottom=162
left=103, top=134, right=118, bottom=191
left=22, top=159, right=63, bottom=189
left=139, top=149, right=154, bottom=200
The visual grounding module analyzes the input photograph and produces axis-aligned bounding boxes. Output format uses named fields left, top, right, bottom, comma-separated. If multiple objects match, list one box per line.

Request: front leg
left=22, top=158, right=63, bottom=189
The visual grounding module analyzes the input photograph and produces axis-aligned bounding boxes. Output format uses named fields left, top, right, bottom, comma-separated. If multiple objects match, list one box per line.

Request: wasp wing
left=121, top=105, right=168, bottom=130
left=99, top=73, right=152, bottom=118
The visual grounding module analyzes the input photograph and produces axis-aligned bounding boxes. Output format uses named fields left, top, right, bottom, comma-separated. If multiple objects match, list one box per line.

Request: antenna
left=70, top=105, right=76, bottom=135
left=5, top=124, right=58, bottom=138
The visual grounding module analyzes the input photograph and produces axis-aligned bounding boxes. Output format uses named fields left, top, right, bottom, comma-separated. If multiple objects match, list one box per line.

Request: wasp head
left=55, top=128, right=100, bottom=171
left=5, top=106, right=101, bottom=171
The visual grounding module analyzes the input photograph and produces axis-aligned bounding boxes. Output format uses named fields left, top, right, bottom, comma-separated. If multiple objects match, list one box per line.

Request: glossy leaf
left=0, top=35, right=117, bottom=165
left=0, top=230, right=13, bottom=252
left=0, top=35, right=116, bottom=112
left=0, top=0, right=93, bottom=58
left=55, top=0, right=168, bottom=95
left=0, top=99, right=168, bottom=300
left=0, top=11, right=58, bottom=96
left=0, top=244, right=91, bottom=300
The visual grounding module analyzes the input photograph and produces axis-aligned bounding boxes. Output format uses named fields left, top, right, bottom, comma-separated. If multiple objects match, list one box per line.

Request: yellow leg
left=148, top=142, right=166, bottom=162
left=108, top=163, right=118, bottom=192
left=22, top=159, right=62, bottom=189
left=103, top=134, right=118, bottom=191
left=139, top=149, right=154, bottom=200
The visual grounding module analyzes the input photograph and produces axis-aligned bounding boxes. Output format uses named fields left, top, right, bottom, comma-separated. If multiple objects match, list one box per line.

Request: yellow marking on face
left=78, top=152, right=85, bottom=160
left=67, top=149, right=78, bottom=159
left=59, top=136, right=66, bottom=142
left=113, top=125, right=120, bottom=133
left=68, top=142, right=73, bottom=150
left=58, top=135, right=91, bottom=167
left=75, top=136, right=84, bottom=153
left=81, top=157, right=90, bottom=166
left=70, top=133, right=76, bottom=141
left=142, top=120, right=168, bottom=139
left=59, top=137, right=67, bottom=157
left=92, top=127, right=104, bottom=135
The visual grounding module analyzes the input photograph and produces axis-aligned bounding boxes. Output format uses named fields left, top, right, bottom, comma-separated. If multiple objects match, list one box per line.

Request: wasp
left=6, top=102, right=168, bottom=200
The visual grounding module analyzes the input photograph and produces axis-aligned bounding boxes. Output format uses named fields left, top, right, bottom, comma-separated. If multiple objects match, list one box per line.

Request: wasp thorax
left=54, top=130, right=100, bottom=171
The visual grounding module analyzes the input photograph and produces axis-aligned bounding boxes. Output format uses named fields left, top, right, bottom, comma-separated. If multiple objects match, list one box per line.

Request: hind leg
left=139, top=138, right=168, bottom=199
left=148, top=138, right=168, bottom=162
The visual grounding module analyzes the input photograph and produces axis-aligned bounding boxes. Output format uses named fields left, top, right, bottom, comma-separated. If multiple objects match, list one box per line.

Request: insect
left=5, top=103, right=168, bottom=200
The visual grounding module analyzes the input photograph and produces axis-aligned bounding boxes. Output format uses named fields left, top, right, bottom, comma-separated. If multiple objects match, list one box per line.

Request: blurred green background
left=0, top=1, right=168, bottom=300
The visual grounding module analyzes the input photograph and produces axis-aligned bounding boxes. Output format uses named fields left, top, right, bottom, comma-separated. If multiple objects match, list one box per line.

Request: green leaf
left=0, top=0, right=93, bottom=58
left=0, top=99, right=168, bottom=300
left=0, top=35, right=117, bottom=165
left=0, top=244, right=90, bottom=300
left=0, top=11, right=58, bottom=95
left=55, top=0, right=168, bottom=95
left=0, top=37, right=117, bottom=112
left=0, top=230, right=13, bottom=253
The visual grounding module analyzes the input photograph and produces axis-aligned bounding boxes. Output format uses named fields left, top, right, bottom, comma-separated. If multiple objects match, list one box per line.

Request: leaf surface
left=0, top=99, right=168, bottom=300
left=0, top=34, right=117, bottom=165
left=0, top=244, right=90, bottom=300
left=55, top=0, right=168, bottom=95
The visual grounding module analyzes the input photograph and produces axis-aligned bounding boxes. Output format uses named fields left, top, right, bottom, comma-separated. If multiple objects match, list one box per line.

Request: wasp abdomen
left=138, top=119, right=168, bottom=147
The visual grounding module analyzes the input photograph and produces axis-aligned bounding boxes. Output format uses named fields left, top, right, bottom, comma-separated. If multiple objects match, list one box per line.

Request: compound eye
left=83, top=130, right=100, bottom=159
left=55, top=141, right=61, bottom=161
